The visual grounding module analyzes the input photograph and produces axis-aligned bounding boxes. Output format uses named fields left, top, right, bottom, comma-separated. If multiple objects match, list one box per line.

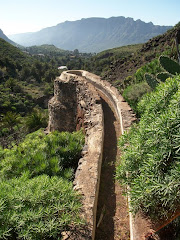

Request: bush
left=0, top=129, right=85, bottom=239
left=122, top=81, right=151, bottom=113
left=116, top=75, right=180, bottom=219
left=0, top=129, right=85, bottom=180
left=0, top=174, right=83, bottom=240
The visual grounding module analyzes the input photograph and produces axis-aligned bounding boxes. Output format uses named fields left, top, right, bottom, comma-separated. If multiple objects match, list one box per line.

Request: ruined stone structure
left=48, top=70, right=136, bottom=240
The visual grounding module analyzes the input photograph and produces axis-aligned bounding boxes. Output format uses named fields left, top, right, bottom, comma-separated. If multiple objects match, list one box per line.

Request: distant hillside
left=23, top=44, right=69, bottom=55
left=0, top=29, right=17, bottom=46
left=0, top=38, right=26, bottom=60
left=9, top=17, right=172, bottom=53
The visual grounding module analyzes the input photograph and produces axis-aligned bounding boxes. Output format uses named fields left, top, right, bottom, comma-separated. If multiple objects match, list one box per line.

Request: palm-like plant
left=1, top=111, right=21, bottom=132
left=25, top=109, right=48, bottom=132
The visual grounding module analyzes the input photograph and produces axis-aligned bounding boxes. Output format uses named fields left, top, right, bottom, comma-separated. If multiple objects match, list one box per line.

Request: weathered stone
left=48, top=71, right=104, bottom=239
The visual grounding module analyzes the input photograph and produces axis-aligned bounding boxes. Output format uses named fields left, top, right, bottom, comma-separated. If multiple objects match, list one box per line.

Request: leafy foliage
left=0, top=111, right=21, bottom=131
left=116, top=75, right=180, bottom=219
left=25, top=108, right=48, bottom=132
left=134, top=59, right=162, bottom=83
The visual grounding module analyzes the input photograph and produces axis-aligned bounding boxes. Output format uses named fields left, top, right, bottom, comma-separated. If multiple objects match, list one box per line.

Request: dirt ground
left=95, top=98, right=130, bottom=240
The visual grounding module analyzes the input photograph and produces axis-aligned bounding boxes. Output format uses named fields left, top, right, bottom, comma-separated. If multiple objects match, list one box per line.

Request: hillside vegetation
left=0, top=38, right=92, bottom=147
left=0, top=36, right=88, bottom=240
left=115, top=23, right=180, bottom=238
left=117, top=75, right=180, bottom=218
left=0, top=29, right=16, bottom=46
left=1, top=20, right=180, bottom=239
left=105, top=23, right=180, bottom=92
left=85, top=44, right=143, bottom=77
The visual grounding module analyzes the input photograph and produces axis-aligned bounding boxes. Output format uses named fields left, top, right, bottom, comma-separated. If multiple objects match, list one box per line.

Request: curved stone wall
left=65, top=70, right=136, bottom=132
left=48, top=72, right=104, bottom=239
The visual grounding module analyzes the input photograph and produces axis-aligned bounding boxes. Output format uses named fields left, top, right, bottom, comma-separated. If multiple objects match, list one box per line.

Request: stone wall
left=48, top=72, right=104, bottom=239
left=48, top=77, right=77, bottom=132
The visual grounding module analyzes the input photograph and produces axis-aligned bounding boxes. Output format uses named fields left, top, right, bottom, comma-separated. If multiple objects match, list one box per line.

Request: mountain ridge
left=8, top=16, right=172, bottom=52
left=0, top=29, right=17, bottom=46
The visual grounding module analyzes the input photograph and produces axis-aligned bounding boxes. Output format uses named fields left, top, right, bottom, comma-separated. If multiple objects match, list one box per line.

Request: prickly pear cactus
left=145, top=73, right=159, bottom=89
left=156, top=72, right=171, bottom=82
left=159, top=56, right=180, bottom=75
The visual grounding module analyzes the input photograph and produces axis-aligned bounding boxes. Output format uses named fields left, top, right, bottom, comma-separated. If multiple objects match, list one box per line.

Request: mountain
left=0, top=29, right=17, bottom=46
left=8, top=17, right=172, bottom=53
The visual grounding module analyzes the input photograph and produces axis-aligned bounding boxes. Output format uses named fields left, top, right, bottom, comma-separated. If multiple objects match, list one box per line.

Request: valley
left=0, top=17, right=180, bottom=240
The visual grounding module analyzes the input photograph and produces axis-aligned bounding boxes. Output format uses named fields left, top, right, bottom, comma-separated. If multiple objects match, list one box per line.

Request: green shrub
left=0, top=129, right=85, bottom=180
left=0, top=111, right=21, bottom=132
left=116, top=75, right=180, bottom=219
left=122, top=81, right=151, bottom=113
left=0, top=174, right=84, bottom=240
left=0, top=129, right=85, bottom=239
left=138, top=76, right=180, bottom=116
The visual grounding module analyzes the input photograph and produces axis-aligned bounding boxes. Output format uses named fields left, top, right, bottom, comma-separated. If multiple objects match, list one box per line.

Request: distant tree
left=73, top=49, right=79, bottom=56
left=5, top=78, right=17, bottom=92
left=25, top=109, right=48, bottom=132
left=0, top=69, right=4, bottom=80
left=1, top=111, right=21, bottom=132
left=44, top=69, right=56, bottom=82
left=20, top=66, right=31, bottom=81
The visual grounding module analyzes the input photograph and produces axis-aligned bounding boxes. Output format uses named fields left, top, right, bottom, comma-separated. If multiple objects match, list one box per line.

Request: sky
left=1, top=0, right=180, bottom=36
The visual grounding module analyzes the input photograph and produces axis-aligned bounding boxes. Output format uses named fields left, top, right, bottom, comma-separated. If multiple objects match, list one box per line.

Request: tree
left=1, top=111, right=21, bottom=132
left=73, top=49, right=79, bottom=57
left=25, top=109, right=48, bottom=132
left=5, top=78, right=17, bottom=92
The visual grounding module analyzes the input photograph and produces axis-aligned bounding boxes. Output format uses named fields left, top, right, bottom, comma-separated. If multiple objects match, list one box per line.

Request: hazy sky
left=1, top=0, right=179, bottom=35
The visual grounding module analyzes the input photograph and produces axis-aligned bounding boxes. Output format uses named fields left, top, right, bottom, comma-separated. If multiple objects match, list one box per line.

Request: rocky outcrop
left=48, top=78, right=77, bottom=132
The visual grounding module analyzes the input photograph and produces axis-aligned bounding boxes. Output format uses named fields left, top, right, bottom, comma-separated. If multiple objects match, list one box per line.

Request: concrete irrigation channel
left=47, top=70, right=138, bottom=239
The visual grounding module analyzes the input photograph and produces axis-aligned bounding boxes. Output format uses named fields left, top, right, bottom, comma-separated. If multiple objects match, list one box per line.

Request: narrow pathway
left=95, top=98, right=130, bottom=240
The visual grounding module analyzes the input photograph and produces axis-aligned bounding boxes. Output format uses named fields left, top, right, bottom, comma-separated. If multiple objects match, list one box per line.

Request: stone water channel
left=48, top=70, right=136, bottom=239
left=95, top=98, right=130, bottom=240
